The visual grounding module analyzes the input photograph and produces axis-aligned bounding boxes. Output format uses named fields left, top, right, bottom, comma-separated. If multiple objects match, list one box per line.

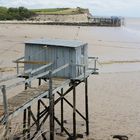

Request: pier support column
left=27, top=106, right=31, bottom=139
left=23, top=109, right=27, bottom=140
left=73, top=82, right=76, bottom=139
left=49, top=71, right=55, bottom=140
left=37, top=100, right=41, bottom=131
left=39, top=79, right=41, bottom=86
left=85, top=78, right=89, bottom=135
left=25, top=78, right=28, bottom=90
left=61, top=88, right=64, bottom=133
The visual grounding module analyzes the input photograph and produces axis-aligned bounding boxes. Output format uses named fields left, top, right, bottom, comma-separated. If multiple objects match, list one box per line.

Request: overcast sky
left=0, top=0, right=140, bottom=17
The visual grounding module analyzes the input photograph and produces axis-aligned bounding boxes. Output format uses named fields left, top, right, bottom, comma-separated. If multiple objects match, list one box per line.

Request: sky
left=0, top=0, right=140, bottom=17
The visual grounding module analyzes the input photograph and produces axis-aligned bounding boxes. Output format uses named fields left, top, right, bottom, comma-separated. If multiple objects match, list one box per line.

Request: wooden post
left=27, top=106, right=31, bottom=139
left=49, top=71, right=54, bottom=140
left=85, top=78, right=89, bottom=135
left=25, top=78, right=28, bottom=90
left=94, top=59, right=97, bottom=72
left=39, top=79, right=41, bottom=86
left=1, top=85, right=9, bottom=138
left=61, top=88, right=64, bottom=133
left=37, top=100, right=40, bottom=131
left=23, top=109, right=27, bottom=140
left=73, top=82, right=76, bottom=139
left=17, top=62, right=19, bottom=74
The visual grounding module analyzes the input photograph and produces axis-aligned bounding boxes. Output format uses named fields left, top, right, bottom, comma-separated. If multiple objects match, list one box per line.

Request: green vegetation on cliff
left=0, top=7, right=35, bottom=20
left=31, top=7, right=89, bottom=15
left=0, top=7, right=89, bottom=20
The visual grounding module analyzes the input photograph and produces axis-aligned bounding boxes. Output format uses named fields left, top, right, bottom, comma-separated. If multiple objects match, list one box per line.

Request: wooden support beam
left=57, top=91, right=86, bottom=121
left=37, top=100, right=41, bottom=131
left=39, top=79, right=41, bottom=86
left=39, top=113, right=49, bottom=128
left=1, top=85, right=9, bottom=139
left=27, top=106, right=31, bottom=139
left=25, top=78, right=28, bottom=90
left=61, top=88, right=64, bottom=133
left=73, top=82, right=76, bottom=139
left=23, top=109, right=27, bottom=140
left=85, top=78, right=89, bottom=135
left=54, top=82, right=80, bottom=106
left=54, top=116, right=72, bottom=139
left=14, top=60, right=49, bottom=65
left=49, top=71, right=55, bottom=140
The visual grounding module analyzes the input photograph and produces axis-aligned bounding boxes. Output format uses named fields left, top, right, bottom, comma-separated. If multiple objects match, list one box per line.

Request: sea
left=92, top=17, right=140, bottom=73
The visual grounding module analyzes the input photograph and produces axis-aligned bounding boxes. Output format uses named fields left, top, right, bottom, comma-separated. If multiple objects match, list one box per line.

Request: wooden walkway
left=0, top=78, right=69, bottom=121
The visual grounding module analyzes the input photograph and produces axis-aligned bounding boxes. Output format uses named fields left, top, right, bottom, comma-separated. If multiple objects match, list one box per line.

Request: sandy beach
left=0, top=18, right=140, bottom=140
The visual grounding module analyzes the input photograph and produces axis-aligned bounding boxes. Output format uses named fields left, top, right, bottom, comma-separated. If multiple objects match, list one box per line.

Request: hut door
left=56, top=48, right=70, bottom=78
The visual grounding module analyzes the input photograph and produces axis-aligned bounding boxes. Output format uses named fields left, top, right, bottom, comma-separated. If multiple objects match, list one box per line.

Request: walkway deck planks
left=0, top=78, right=69, bottom=121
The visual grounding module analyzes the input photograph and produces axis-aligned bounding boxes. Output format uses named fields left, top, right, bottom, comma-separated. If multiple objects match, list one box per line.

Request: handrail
left=6, top=64, right=69, bottom=90
left=88, top=56, right=98, bottom=60
left=14, top=56, right=24, bottom=62
left=88, top=56, right=98, bottom=73
left=52, top=64, right=69, bottom=75
left=31, top=63, right=52, bottom=74
left=13, top=56, right=24, bottom=74
left=0, top=69, right=32, bottom=83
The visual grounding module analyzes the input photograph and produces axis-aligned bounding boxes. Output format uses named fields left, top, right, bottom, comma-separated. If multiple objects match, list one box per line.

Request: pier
left=0, top=38, right=98, bottom=140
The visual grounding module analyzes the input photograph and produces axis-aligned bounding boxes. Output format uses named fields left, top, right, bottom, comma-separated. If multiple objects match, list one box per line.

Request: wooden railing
left=0, top=63, right=70, bottom=125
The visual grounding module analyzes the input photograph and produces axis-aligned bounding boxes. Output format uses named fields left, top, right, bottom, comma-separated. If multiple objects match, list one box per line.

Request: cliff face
left=32, top=13, right=90, bottom=22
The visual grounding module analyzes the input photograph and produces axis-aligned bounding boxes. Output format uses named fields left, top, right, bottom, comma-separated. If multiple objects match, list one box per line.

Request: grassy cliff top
left=31, top=7, right=89, bottom=15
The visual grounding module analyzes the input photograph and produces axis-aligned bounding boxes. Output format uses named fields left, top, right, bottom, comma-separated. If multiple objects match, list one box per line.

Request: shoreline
left=0, top=20, right=122, bottom=27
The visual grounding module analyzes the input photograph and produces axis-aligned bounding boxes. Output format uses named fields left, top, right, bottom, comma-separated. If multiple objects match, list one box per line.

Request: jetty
left=0, top=38, right=98, bottom=140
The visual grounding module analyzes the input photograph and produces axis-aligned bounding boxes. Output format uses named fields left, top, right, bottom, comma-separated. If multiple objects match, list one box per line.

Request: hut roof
left=25, top=38, right=87, bottom=48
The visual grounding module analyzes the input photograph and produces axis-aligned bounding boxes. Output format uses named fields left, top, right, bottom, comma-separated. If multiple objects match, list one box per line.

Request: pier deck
left=0, top=78, right=69, bottom=121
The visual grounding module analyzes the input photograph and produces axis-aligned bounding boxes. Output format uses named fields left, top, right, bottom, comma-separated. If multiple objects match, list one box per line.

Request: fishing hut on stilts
left=0, top=38, right=98, bottom=140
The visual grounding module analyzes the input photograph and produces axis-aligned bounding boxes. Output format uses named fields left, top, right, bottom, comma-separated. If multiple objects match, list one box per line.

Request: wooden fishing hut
left=23, top=38, right=88, bottom=79
left=0, top=38, right=98, bottom=140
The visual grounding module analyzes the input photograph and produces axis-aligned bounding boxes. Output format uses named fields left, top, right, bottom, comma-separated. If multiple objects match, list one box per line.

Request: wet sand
left=0, top=22, right=140, bottom=140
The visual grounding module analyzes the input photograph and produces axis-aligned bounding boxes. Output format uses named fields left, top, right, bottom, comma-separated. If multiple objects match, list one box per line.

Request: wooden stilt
left=1, top=85, right=9, bottom=139
left=25, top=78, right=28, bottom=90
left=37, top=100, right=40, bottom=131
left=49, top=71, right=54, bottom=140
left=23, top=109, right=27, bottom=140
left=61, top=88, right=64, bottom=133
left=85, top=78, right=89, bottom=135
left=73, top=82, right=76, bottom=139
left=39, top=79, right=41, bottom=86
left=27, top=106, right=31, bottom=139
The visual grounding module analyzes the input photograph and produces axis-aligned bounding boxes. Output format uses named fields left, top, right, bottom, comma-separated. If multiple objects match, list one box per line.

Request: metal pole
left=49, top=71, right=54, bottom=140
left=85, top=78, right=89, bottom=135
left=61, top=88, right=64, bottom=133
left=73, top=82, right=76, bottom=139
